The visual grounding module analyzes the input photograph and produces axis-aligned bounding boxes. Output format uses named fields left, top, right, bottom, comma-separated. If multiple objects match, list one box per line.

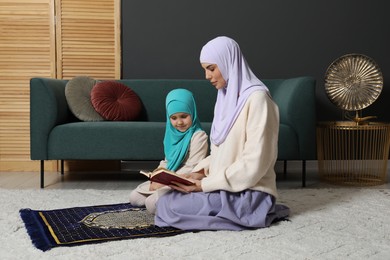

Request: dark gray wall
left=121, top=0, right=389, bottom=122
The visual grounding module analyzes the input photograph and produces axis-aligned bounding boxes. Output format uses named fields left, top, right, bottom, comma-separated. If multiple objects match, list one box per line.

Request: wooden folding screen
left=55, top=0, right=121, bottom=80
left=0, top=0, right=121, bottom=172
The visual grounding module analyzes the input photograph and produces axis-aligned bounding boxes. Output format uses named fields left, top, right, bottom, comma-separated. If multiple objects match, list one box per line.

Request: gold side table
left=317, top=121, right=390, bottom=186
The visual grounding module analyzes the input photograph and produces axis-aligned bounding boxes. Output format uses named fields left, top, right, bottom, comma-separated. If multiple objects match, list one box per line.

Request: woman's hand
left=182, top=170, right=205, bottom=180
left=169, top=179, right=202, bottom=193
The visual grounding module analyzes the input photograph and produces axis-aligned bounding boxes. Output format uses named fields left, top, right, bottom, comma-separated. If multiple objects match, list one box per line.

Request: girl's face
left=201, top=63, right=227, bottom=89
left=170, top=112, right=192, bottom=132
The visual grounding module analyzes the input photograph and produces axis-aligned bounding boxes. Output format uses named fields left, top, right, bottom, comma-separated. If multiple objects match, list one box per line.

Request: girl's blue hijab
left=163, top=89, right=203, bottom=171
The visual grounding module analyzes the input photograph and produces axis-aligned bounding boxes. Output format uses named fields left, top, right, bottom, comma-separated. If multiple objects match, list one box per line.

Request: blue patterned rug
left=19, top=203, right=185, bottom=251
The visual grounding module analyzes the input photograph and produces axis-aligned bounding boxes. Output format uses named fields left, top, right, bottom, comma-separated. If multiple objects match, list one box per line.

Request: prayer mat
left=19, top=203, right=185, bottom=251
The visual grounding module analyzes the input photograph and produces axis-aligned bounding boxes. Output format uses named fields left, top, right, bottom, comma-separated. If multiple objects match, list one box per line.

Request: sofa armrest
left=30, top=78, right=70, bottom=160
left=271, top=76, right=317, bottom=160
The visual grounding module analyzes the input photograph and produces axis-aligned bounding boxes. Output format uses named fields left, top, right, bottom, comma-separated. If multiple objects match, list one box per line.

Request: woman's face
left=169, top=112, right=192, bottom=132
left=201, top=63, right=227, bottom=89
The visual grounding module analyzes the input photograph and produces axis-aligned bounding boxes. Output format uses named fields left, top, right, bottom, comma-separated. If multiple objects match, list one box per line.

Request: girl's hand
left=149, top=181, right=164, bottom=191
left=169, top=179, right=202, bottom=193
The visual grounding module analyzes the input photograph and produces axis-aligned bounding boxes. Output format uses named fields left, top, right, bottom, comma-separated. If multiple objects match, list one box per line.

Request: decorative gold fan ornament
left=324, top=53, right=383, bottom=124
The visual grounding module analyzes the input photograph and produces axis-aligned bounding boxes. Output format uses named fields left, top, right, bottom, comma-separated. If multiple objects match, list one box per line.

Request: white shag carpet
left=1, top=188, right=390, bottom=260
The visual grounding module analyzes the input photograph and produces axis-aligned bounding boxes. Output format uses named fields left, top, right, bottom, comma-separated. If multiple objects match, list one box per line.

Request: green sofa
left=30, top=76, right=316, bottom=188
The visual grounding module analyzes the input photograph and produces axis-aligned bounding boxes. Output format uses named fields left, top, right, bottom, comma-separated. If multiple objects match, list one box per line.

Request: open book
left=140, top=167, right=195, bottom=186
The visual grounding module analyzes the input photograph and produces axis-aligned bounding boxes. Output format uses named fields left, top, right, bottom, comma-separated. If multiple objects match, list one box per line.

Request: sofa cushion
left=91, top=81, right=142, bottom=121
left=48, top=122, right=166, bottom=159
left=65, top=76, right=104, bottom=121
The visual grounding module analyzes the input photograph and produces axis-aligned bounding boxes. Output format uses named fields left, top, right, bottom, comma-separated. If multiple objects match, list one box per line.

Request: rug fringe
left=19, top=209, right=52, bottom=251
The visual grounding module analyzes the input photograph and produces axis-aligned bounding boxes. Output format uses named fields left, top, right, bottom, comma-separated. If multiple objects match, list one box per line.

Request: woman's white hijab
left=200, top=36, right=269, bottom=145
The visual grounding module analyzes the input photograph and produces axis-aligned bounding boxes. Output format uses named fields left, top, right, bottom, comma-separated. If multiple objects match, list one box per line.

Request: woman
left=155, top=36, right=290, bottom=230
left=129, top=88, right=208, bottom=214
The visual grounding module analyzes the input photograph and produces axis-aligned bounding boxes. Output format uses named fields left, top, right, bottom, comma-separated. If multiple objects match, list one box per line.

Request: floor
left=0, top=160, right=389, bottom=190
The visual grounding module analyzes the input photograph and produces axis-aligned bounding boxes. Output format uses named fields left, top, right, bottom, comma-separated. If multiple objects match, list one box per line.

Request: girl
left=155, top=36, right=290, bottom=230
left=129, top=88, right=208, bottom=214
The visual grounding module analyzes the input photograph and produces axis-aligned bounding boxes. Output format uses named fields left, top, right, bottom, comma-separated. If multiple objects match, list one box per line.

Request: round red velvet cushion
left=91, top=81, right=142, bottom=121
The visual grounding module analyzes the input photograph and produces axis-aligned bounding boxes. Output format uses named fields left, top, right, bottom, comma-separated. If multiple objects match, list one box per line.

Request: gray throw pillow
left=65, top=76, right=104, bottom=121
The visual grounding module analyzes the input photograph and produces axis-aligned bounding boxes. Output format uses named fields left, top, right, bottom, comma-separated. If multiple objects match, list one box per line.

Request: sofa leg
left=302, top=160, right=306, bottom=188
left=40, top=160, right=44, bottom=189
left=283, top=160, right=287, bottom=177
left=61, top=160, right=64, bottom=175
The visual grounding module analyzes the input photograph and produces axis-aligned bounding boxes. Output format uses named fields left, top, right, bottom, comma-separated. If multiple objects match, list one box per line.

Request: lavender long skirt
left=154, top=190, right=290, bottom=231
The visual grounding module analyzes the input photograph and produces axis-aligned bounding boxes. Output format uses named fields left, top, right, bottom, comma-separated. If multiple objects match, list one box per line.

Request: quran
left=140, top=167, right=195, bottom=186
